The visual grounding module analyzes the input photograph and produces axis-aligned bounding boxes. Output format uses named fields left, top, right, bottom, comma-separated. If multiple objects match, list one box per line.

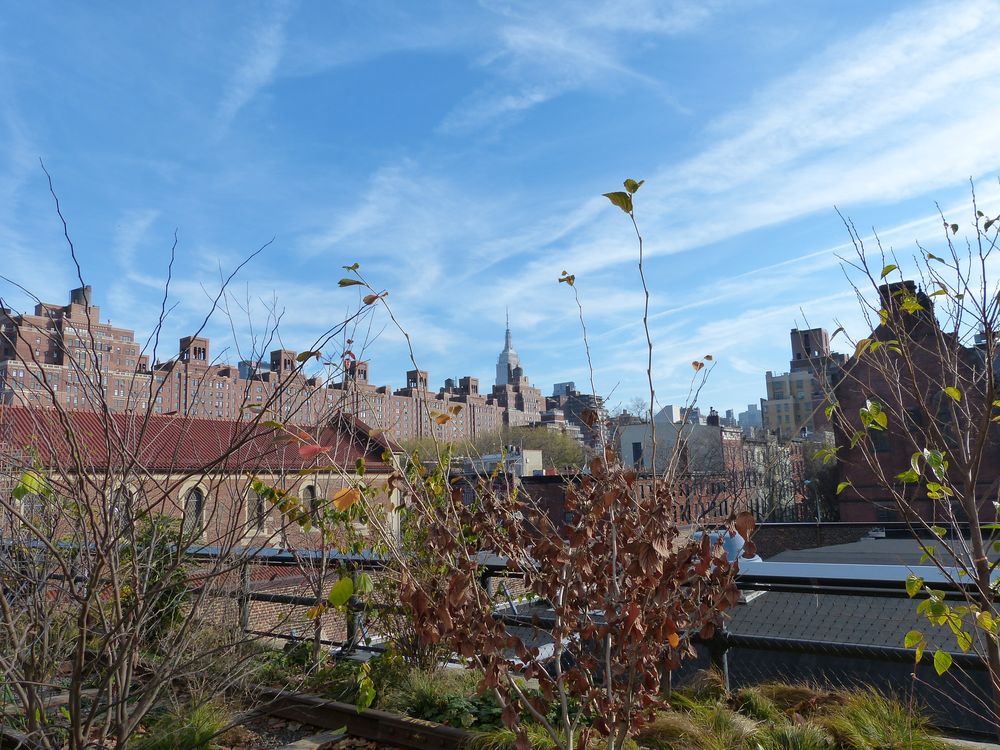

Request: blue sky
left=3, top=0, right=1000, bottom=416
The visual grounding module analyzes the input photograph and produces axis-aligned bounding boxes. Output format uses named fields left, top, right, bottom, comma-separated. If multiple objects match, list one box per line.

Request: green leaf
left=880, top=264, right=898, bottom=278
left=339, top=278, right=365, bottom=287
left=956, top=630, right=973, bottom=652
left=623, top=178, right=644, bottom=194
left=943, top=387, right=961, bottom=403
left=923, top=449, right=947, bottom=478
left=930, top=526, right=946, bottom=537
left=915, top=642, right=926, bottom=664
left=906, top=574, right=923, bottom=598
left=355, top=572, right=374, bottom=595
left=296, top=350, right=321, bottom=363
left=933, top=649, right=953, bottom=675
left=854, top=337, right=871, bottom=359
left=977, top=611, right=996, bottom=633
left=342, top=262, right=360, bottom=271
left=904, top=630, right=923, bottom=648
left=836, top=481, right=851, bottom=495
left=896, top=469, right=920, bottom=484
left=13, top=471, right=50, bottom=500
left=327, top=576, right=355, bottom=607
left=603, top=191, right=633, bottom=214
left=861, top=400, right=888, bottom=430
left=356, top=670, right=375, bottom=712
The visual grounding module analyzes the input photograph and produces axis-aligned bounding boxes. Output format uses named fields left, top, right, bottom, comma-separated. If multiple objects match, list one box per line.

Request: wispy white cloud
left=0, top=105, right=76, bottom=309
left=440, top=0, right=706, bottom=133
left=112, top=209, right=159, bottom=268
left=216, top=2, right=292, bottom=131
left=473, top=0, right=1000, bottom=311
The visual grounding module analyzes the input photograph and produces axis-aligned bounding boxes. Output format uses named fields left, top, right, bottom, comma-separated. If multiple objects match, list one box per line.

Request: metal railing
left=4, top=537, right=996, bottom=738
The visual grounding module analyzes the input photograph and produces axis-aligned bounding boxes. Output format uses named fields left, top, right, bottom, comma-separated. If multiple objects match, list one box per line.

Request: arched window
left=250, top=489, right=266, bottom=532
left=110, top=486, right=134, bottom=535
left=182, top=487, right=205, bottom=538
left=302, top=485, right=319, bottom=522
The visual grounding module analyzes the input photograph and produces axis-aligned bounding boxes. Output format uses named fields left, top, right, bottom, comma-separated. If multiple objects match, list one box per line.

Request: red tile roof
left=0, top=405, right=400, bottom=473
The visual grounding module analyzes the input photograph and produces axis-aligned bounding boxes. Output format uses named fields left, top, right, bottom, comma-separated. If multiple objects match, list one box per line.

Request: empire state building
left=495, top=314, right=521, bottom=386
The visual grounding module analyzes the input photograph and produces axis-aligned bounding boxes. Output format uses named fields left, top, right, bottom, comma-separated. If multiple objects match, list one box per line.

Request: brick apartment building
left=545, top=382, right=608, bottom=448
left=834, top=281, right=1000, bottom=523
left=0, top=286, right=547, bottom=442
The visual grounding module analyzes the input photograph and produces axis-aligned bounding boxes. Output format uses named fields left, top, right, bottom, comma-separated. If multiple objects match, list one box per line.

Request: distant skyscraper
left=552, top=381, right=575, bottom=397
left=738, top=403, right=763, bottom=435
left=495, top=311, right=521, bottom=386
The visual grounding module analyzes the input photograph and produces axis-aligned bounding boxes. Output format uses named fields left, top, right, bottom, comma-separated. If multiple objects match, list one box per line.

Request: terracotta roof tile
left=0, top=405, right=400, bottom=473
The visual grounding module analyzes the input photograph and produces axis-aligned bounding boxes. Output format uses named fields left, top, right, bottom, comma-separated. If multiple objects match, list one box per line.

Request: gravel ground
left=217, top=715, right=319, bottom=749
left=218, top=717, right=411, bottom=750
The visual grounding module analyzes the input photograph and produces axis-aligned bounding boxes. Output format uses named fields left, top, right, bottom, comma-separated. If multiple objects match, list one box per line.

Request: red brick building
left=0, top=287, right=543, bottom=443
left=0, top=404, right=401, bottom=543
left=833, top=281, right=1000, bottom=523
left=0, top=404, right=403, bottom=642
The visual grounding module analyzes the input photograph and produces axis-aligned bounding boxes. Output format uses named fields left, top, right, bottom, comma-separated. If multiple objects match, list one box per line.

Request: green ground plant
left=134, top=699, right=232, bottom=750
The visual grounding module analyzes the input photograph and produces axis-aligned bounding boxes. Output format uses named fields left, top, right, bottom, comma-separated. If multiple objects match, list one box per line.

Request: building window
left=631, top=441, right=644, bottom=468
left=251, top=489, right=266, bottom=532
left=303, top=485, right=319, bottom=522
left=182, top=487, right=205, bottom=538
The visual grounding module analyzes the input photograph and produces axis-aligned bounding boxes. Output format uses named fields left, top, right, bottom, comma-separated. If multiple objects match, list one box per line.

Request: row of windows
left=180, top=483, right=326, bottom=538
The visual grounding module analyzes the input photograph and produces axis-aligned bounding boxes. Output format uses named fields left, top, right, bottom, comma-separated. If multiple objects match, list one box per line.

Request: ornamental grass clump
left=815, top=688, right=947, bottom=750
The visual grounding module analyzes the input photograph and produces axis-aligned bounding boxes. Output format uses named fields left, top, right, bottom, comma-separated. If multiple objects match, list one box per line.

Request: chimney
left=877, top=280, right=918, bottom=311
left=69, top=286, right=92, bottom=307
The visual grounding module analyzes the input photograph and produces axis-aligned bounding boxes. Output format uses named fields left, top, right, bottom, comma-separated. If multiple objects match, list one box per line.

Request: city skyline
left=0, top=280, right=808, bottom=423
left=3, top=1, right=1000, bottom=412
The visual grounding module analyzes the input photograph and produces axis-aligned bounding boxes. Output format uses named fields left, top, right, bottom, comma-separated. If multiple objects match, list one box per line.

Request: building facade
left=0, top=287, right=546, bottom=443
left=738, top=403, right=763, bottom=436
left=762, top=328, right=846, bottom=441
left=833, top=281, right=1000, bottom=523
left=544, top=382, right=607, bottom=448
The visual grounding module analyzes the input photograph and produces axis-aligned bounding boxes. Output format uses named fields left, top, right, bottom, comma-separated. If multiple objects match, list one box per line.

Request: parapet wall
left=751, top=523, right=875, bottom=559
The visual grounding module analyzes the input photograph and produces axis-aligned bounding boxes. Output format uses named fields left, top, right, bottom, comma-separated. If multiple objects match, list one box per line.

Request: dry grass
left=635, top=712, right=705, bottom=750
